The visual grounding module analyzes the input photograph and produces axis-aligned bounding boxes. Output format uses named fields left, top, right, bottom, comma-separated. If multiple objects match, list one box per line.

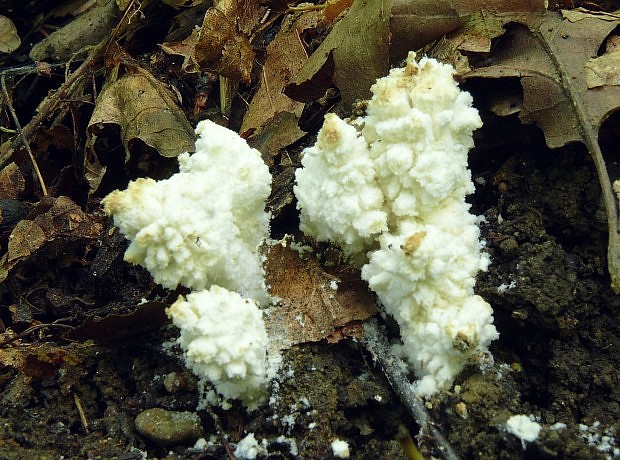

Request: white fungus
left=233, top=433, right=268, bottom=459
left=104, top=120, right=279, bottom=410
left=166, top=286, right=271, bottom=410
left=505, top=414, right=542, bottom=447
left=331, top=439, right=350, bottom=458
left=294, top=52, right=498, bottom=396
left=102, top=120, right=272, bottom=304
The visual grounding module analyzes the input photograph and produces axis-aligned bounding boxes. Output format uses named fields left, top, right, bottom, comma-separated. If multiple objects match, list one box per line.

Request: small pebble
left=163, top=372, right=189, bottom=393
left=134, top=408, right=203, bottom=445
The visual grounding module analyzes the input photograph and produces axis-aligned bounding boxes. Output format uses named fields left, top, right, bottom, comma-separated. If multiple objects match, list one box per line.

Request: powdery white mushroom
left=102, top=120, right=271, bottom=304
left=505, top=414, right=542, bottom=448
left=166, top=286, right=273, bottom=410
left=294, top=114, right=386, bottom=258
left=295, top=52, right=498, bottom=396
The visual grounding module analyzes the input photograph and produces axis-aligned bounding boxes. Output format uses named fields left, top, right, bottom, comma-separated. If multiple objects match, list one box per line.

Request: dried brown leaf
left=162, top=0, right=264, bottom=81
left=0, top=16, right=20, bottom=54
left=323, top=0, right=353, bottom=22
left=264, top=243, right=377, bottom=349
left=0, top=197, right=103, bottom=282
left=194, top=9, right=254, bottom=82
left=585, top=47, right=620, bottom=88
left=0, top=163, right=25, bottom=199
left=241, top=11, right=322, bottom=153
left=186, top=0, right=266, bottom=83
left=465, top=10, right=620, bottom=292
left=286, top=0, right=546, bottom=106
left=465, top=13, right=620, bottom=149
left=449, top=0, right=546, bottom=52
left=286, top=0, right=392, bottom=108
left=88, top=66, right=195, bottom=160
left=161, top=30, right=201, bottom=73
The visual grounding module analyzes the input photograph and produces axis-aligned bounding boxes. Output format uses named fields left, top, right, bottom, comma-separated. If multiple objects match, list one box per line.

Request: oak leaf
left=464, top=10, right=620, bottom=292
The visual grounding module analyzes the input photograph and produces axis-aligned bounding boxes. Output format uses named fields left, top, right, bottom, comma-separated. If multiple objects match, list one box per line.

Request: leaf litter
left=0, top=0, right=619, bottom=458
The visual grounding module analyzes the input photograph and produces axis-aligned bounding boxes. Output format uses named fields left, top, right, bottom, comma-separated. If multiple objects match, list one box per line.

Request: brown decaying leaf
left=444, top=0, right=546, bottom=53
left=167, top=0, right=266, bottom=83
left=241, top=11, right=322, bottom=153
left=88, top=66, right=195, bottom=160
left=0, top=15, right=21, bottom=54
left=0, top=196, right=103, bottom=282
left=585, top=46, right=620, bottom=88
left=0, top=163, right=25, bottom=199
left=264, top=243, right=377, bottom=349
left=465, top=10, right=620, bottom=292
left=285, top=0, right=545, bottom=107
left=160, top=29, right=201, bottom=73
left=323, top=0, right=353, bottom=22
left=194, top=8, right=255, bottom=82
left=286, top=0, right=392, bottom=108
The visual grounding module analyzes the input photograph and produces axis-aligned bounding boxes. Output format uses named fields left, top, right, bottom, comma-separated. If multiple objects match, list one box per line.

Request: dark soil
left=1, top=113, right=618, bottom=459
left=1, top=1, right=619, bottom=459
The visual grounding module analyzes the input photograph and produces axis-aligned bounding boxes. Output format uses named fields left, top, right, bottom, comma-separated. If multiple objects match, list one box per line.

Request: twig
left=0, top=62, right=68, bottom=77
left=361, top=320, right=461, bottom=460
left=74, top=393, right=90, bottom=433
left=1, top=74, right=48, bottom=196
left=0, top=318, right=73, bottom=347
left=0, top=38, right=108, bottom=170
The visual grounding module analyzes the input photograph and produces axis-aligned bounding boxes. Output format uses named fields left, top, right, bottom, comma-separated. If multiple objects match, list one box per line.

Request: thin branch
left=1, top=74, right=48, bottom=196
left=361, top=320, right=461, bottom=460
left=0, top=318, right=73, bottom=347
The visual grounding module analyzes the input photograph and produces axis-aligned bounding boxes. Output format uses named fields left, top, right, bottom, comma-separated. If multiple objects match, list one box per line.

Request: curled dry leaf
left=163, top=0, right=265, bottom=83
left=585, top=46, right=620, bottom=88
left=264, top=242, right=377, bottom=350
left=0, top=15, right=21, bottom=54
left=0, top=196, right=103, bottom=282
left=285, top=0, right=545, bottom=107
left=285, top=0, right=392, bottom=108
left=241, top=10, right=322, bottom=153
left=88, top=66, right=195, bottom=160
left=442, top=0, right=546, bottom=54
left=465, top=10, right=620, bottom=292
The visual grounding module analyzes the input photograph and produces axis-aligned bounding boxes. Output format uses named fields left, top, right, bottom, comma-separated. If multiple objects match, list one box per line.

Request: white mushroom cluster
left=295, top=52, right=498, bottom=396
left=103, top=120, right=276, bottom=409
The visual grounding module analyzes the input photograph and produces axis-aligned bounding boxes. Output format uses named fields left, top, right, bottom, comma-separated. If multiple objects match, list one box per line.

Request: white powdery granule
left=505, top=414, right=542, bottom=447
